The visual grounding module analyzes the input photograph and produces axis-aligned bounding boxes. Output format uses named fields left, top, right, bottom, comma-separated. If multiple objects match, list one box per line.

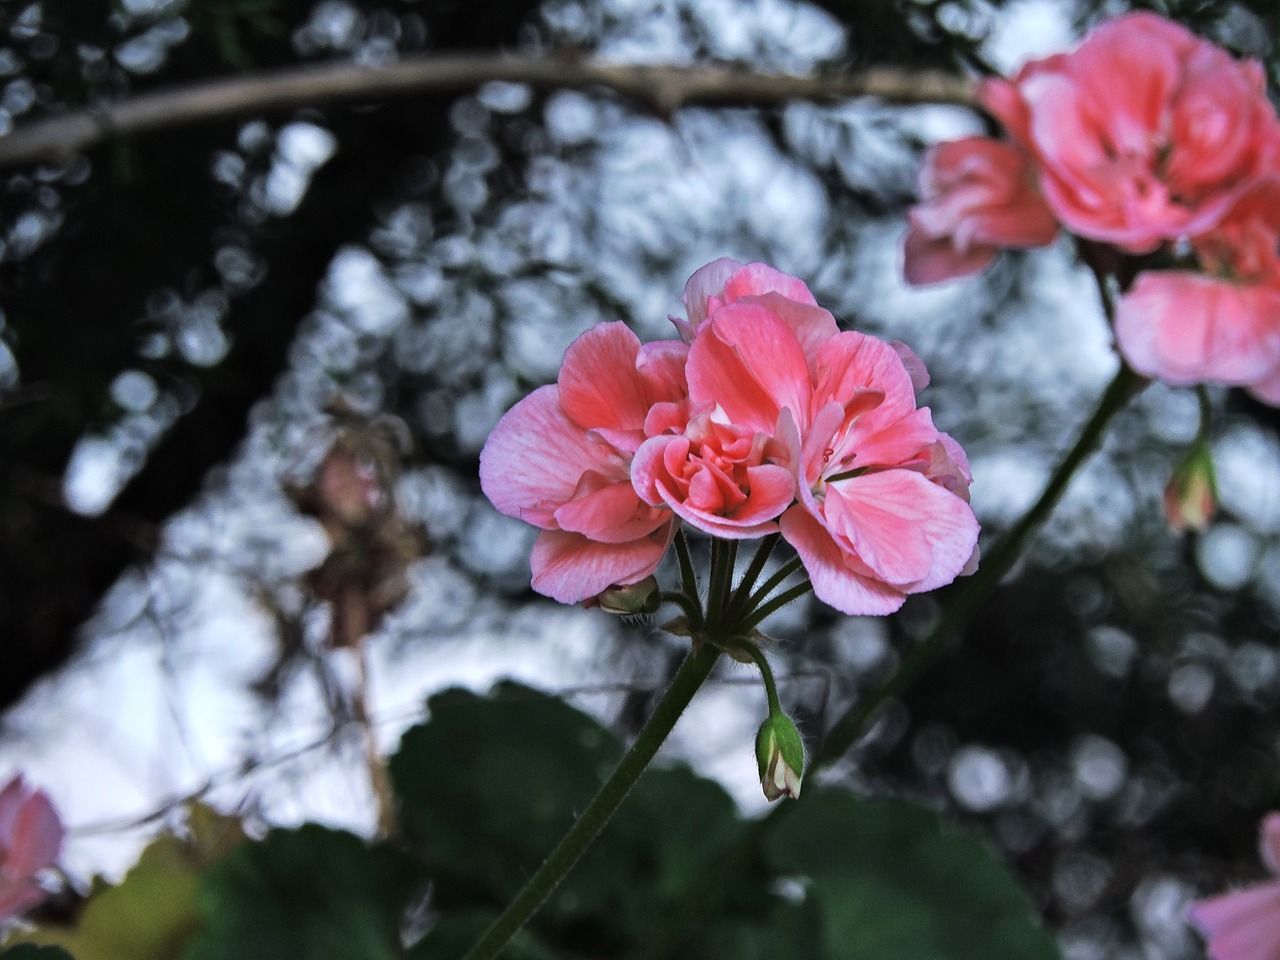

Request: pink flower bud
left=1164, top=446, right=1218, bottom=533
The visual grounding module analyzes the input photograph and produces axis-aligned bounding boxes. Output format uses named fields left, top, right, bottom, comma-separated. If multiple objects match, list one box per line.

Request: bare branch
left=0, top=53, right=975, bottom=169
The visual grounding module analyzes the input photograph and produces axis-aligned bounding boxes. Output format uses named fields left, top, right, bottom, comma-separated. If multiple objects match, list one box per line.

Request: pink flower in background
left=0, top=774, right=64, bottom=923
left=903, top=136, right=1058, bottom=285
left=980, top=12, right=1280, bottom=252
left=1115, top=179, right=1280, bottom=398
left=479, top=322, right=687, bottom=604
left=1190, top=812, right=1280, bottom=960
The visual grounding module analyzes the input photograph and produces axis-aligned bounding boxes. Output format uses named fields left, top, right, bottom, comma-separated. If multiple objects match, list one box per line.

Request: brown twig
left=0, top=53, right=975, bottom=169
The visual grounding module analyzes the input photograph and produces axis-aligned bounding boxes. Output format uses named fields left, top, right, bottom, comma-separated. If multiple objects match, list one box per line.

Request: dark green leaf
left=0, top=947, right=77, bottom=960
left=184, top=825, right=420, bottom=960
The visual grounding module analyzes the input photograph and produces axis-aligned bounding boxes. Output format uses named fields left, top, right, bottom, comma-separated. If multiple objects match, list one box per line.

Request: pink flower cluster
left=1190, top=812, right=1280, bottom=960
left=480, top=260, right=979, bottom=615
left=0, top=774, right=63, bottom=923
left=903, top=12, right=1280, bottom=403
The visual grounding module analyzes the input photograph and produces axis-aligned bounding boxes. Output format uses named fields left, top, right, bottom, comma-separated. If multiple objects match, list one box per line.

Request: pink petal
left=680, top=258, right=742, bottom=336
left=557, top=322, right=649, bottom=437
left=811, top=332, right=919, bottom=430
left=738, top=292, right=840, bottom=363
left=553, top=477, right=668, bottom=544
left=687, top=303, right=813, bottom=435
left=0, top=880, right=47, bottom=923
left=0, top=776, right=26, bottom=845
left=823, top=469, right=980, bottom=590
left=479, top=386, right=626, bottom=529
left=723, top=262, right=819, bottom=305
left=903, top=222, right=998, bottom=286
left=779, top=506, right=906, bottom=615
left=1115, top=272, right=1280, bottom=386
left=1190, top=883, right=1280, bottom=956
left=1261, top=813, right=1280, bottom=874
left=6, top=791, right=63, bottom=876
left=529, top=525, right=673, bottom=604
left=891, top=341, right=931, bottom=393
left=1249, top=367, right=1280, bottom=407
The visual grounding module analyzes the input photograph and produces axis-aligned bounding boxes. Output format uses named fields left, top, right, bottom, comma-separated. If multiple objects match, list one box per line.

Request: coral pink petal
left=553, top=480, right=667, bottom=544
left=636, top=339, right=690, bottom=400
left=780, top=507, right=906, bottom=615
left=687, top=303, right=812, bottom=434
left=825, top=469, right=979, bottom=590
left=741, top=292, right=841, bottom=362
left=680, top=258, right=742, bottom=335
left=892, top=341, right=931, bottom=393
left=812, top=332, right=919, bottom=426
left=557, top=322, right=649, bottom=435
left=479, top=386, right=624, bottom=529
left=851, top=407, right=941, bottom=469
left=1116, top=272, right=1280, bottom=385
left=530, top=526, right=672, bottom=604
left=0, top=776, right=25, bottom=842
left=723, top=262, right=819, bottom=304
left=7, top=791, right=63, bottom=876
left=903, top=223, right=997, bottom=286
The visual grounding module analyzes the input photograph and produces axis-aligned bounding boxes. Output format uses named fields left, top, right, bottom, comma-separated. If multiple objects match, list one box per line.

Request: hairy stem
left=460, top=642, right=721, bottom=960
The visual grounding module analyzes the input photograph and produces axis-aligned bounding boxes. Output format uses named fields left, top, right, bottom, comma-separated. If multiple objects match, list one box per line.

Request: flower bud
left=1164, top=446, right=1217, bottom=533
left=589, top=576, right=661, bottom=616
left=755, top=711, right=805, bottom=802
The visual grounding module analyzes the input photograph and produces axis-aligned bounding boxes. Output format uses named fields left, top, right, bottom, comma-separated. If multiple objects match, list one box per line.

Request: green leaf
left=765, top=791, right=1060, bottom=960
left=0, top=947, right=77, bottom=960
left=184, top=825, right=420, bottom=960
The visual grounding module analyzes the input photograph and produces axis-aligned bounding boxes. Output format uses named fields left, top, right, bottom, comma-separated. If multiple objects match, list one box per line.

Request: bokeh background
left=4, top=1, right=1280, bottom=957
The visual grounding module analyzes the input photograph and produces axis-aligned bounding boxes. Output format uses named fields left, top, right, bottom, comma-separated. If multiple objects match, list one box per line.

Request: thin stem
left=812, top=365, right=1144, bottom=773
left=706, top=538, right=737, bottom=627
left=1196, top=385, right=1212, bottom=442
left=742, top=643, right=783, bottom=715
left=351, top=640, right=397, bottom=839
left=460, top=642, right=721, bottom=960
left=740, top=580, right=815, bottom=634
left=726, top=533, right=779, bottom=622
left=673, top=531, right=703, bottom=630
left=660, top=590, right=702, bottom=624
left=742, top=555, right=804, bottom=614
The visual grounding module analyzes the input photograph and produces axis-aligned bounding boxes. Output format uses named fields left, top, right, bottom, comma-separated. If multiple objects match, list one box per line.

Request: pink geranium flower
left=1115, top=178, right=1280, bottom=397
left=1190, top=812, right=1280, bottom=960
left=903, top=136, right=1058, bottom=285
left=980, top=12, right=1280, bottom=253
left=654, top=262, right=980, bottom=614
left=0, top=774, right=64, bottom=923
left=479, top=322, right=687, bottom=604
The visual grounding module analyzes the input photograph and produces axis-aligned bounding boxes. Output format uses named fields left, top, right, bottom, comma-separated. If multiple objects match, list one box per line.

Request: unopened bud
left=755, top=711, right=805, bottom=802
left=1164, top=446, right=1217, bottom=533
left=589, top=576, right=661, bottom=616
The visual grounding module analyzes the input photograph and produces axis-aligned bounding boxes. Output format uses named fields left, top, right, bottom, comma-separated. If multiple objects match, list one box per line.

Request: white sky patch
left=982, top=0, right=1080, bottom=74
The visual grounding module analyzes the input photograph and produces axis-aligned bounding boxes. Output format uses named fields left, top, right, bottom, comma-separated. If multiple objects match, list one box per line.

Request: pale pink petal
left=679, top=258, right=742, bottom=337
left=849, top=407, right=940, bottom=470
left=779, top=506, right=906, bottom=615
left=823, top=469, right=980, bottom=590
left=811, top=332, right=918, bottom=431
left=1115, top=272, right=1280, bottom=386
left=1190, top=882, right=1280, bottom=957
left=1248, top=367, right=1280, bottom=407
left=479, top=386, right=626, bottom=529
left=722, top=262, right=819, bottom=306
left=553, top=479, right=668, bottom=544
left=891, top=341, right=931, bottom=393
left=6, top=791, right=62, bottom=877
left=557, top=322, right=649, bottom=435
left=636, top=339, right=690, bottom=402
left=687, top=303, right=813, bottom=435
left=529, top=526, right=673, bottom=604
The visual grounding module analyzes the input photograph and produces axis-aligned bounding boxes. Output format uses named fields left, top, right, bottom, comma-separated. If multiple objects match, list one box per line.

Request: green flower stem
left=660, top=590, right=702, bottom=624
left=726, top=533, right=780, bottom=622
left=739, top=579, right=814, bottom=633
left=706, top=538, right=737, bottom=624
left=743, top=642, right=783, bottom=715
left=742, top=554, right=804, bottom=613
left=460, top=641, right=721, bottom=960
left=1196, top=385, right=1212, bottom=442
left=811, top=365, right=1145, bottom=773
left=673, top=531, right=703, bottom=630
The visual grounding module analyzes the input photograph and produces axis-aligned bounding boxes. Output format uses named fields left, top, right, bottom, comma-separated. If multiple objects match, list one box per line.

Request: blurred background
left=3, top=0, right=1280, bottom=957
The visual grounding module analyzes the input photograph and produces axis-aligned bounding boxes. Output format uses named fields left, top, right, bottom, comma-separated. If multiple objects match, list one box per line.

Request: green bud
left=755, top=711, right=805, bottom=802
left=591, top=576, right=661, bottom=616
